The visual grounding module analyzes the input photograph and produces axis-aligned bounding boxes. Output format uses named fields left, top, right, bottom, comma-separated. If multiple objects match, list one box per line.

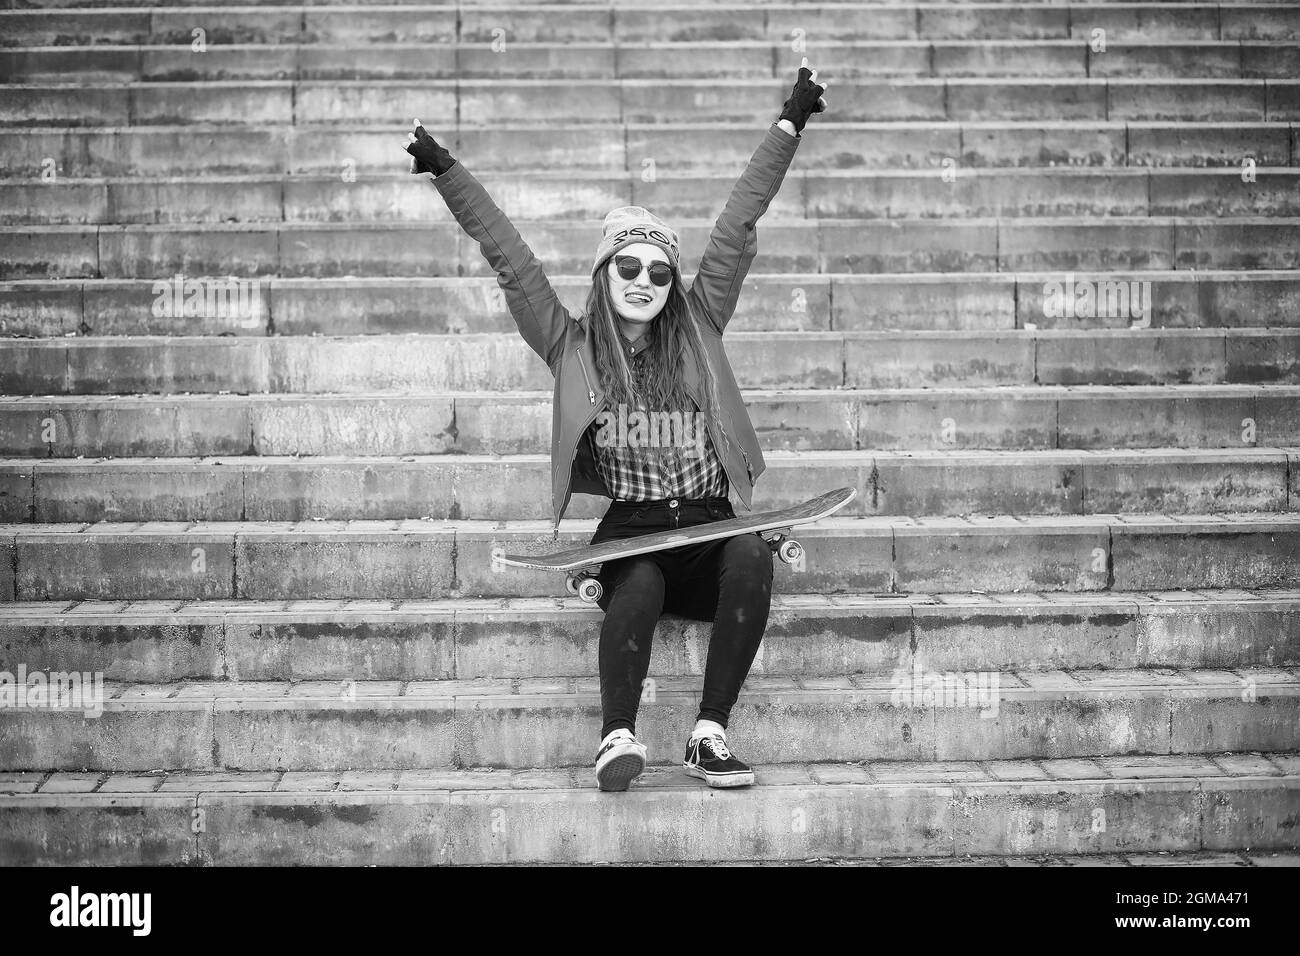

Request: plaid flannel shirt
left=587, top=343, right=728, bottom=501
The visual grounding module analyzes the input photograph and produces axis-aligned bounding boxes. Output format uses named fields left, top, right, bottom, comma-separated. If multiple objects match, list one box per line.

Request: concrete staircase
left=1, top=0, right=1298, bottom=865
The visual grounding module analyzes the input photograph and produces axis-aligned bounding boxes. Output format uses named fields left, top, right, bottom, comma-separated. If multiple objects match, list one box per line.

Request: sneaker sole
left=684, top=763, right=755, bottom=788
left=597, top=752, right=646, bottom=792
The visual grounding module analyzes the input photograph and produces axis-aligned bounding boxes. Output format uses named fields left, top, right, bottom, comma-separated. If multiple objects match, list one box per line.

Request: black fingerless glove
left=407, top=124, right=457, bottom=176
left=778, top=66, right=826, bottom=134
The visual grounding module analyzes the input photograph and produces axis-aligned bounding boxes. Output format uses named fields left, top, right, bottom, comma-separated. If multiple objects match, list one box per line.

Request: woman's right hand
left=403, top=119, right=457, bottom=176
left=777, top=57, right=829, bottom=134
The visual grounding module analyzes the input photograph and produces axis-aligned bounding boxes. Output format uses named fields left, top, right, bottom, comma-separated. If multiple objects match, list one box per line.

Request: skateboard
left=496, top=487, right=857, bottom=603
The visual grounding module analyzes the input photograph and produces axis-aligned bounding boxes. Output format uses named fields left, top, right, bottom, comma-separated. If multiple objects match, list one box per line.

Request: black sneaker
left=595, top=729, right=647, bottom=792
left=683, top=732, right=754, bottom=788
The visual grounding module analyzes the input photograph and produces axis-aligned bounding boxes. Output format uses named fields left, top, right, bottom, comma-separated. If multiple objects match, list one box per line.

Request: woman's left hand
left=404, top=118, right=457, bottom=176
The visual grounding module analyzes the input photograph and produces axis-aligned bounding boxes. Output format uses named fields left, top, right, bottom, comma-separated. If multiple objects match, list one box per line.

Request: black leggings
left=591, top=496, right=774, bottom=742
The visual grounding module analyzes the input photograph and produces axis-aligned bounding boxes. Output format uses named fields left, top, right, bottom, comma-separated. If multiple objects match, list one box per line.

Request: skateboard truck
left=565, top=571, right=603, bottom=604
left=759, top=528, right=804, bottom=566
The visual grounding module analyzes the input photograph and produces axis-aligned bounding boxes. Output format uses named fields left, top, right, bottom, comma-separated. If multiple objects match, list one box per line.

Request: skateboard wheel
left=565, top=574, right=580, bottom=595
left=577, top=578, right=603, bottom=603
left=777, top=539, right=804, bottom=565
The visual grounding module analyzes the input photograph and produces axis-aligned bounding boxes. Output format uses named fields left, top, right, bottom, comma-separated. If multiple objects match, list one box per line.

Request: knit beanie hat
left=591, top=206, right=681, bottom=279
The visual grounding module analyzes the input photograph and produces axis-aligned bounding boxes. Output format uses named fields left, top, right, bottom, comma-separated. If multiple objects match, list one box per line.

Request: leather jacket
left=423, top=122, right=802, bottom=528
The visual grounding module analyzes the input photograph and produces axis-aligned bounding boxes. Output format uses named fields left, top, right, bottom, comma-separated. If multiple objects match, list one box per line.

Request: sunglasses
left=614, top=254, right=673, bottom=287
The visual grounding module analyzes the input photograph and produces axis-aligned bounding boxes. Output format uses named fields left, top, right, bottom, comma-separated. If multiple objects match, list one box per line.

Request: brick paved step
left=4, top=40, right=1298, bottom=83
left=6, top=77, right=1299, bottom=125
left=5, top=272, right=1296, bottom=336
left=2, top=447, right=1293, bottom=524
left=3, top=386, right=1296, bottom=457
left=0, top=512, right=1297, bottom=601
left=2, top=590, right=1295, bottom=681
left=5, top=330, right=1298, bottom=395
left=1, top=668, right=1295, bottom=771
left=2, top=122, right=1291, bottom=178
left=8, top=168, right=1300, bottom=225
left=7, top=216, right=1300, bottom=279
left=2, top=4, right=1296, bottom=45
left=3, top=755, right=1295, bottom=865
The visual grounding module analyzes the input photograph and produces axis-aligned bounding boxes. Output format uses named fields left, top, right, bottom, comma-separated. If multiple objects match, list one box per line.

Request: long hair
left=583, top=265, right=725, bottom=459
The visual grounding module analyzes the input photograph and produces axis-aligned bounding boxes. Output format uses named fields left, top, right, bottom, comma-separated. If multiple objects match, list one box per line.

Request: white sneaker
left=595, top=729, right=647, bottom=792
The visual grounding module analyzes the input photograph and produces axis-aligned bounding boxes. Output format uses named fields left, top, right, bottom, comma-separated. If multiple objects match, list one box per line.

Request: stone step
left=4, top=330, right=1298, bottom=396
left=1, top=669, right=1296, bottom=771
left=6, top=77, right=1298, bottom=125
left=3, top=40, right=1298, bottom=83
left=1, top=121, right=1290, bottom=177
left=2, top=447, right=1293, bottom=524
left=2, top=385, right=1296, bottom=457
left=1, top=512, right=1297, bottom=601
left=4, top=271, right=1297, bottom=336
left=7, top=168, right=1300, bottom=226
left=5, top=0, right=1294, bottom=873
left=3, top=754, right=1295, bottom=864
left=11, top=0, right=1296, bottom=7
left=7, top=216, right=1300, bottom=280
left=1, top=589, right=1295, bottom=682
left=4, top=4, right=1296, bottom=47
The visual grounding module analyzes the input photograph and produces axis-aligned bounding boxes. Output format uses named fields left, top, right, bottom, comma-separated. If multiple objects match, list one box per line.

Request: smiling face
left=607, top=242, right=672, bottom=332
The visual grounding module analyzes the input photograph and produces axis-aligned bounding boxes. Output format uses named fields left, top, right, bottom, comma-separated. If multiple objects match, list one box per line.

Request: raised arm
left=689, top=61, right=828, bottom=336
left=405, top=120, right=570, bottom=368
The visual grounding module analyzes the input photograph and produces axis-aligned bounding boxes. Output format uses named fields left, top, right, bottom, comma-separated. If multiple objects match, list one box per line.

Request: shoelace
left=701, top=734, right=731, bottom=760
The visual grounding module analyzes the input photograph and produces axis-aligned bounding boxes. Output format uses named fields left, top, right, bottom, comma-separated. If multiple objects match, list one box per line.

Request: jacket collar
left=577, top=313, right=688, bottom=362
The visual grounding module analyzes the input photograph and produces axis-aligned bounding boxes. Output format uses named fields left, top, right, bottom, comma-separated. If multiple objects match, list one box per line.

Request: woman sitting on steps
left=404, top=60, right=829, bottom=792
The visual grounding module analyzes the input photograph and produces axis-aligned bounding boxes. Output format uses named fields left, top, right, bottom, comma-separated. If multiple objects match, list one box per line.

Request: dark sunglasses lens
left=615, top=255, right=672, bottom=286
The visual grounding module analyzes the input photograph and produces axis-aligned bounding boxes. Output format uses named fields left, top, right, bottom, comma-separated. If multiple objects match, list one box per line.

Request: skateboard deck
left=497, top=487, right=856, bottom=601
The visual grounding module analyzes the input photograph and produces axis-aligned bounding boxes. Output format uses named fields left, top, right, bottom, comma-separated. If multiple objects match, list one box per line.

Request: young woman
left=406, top=61, right=829, bottom=791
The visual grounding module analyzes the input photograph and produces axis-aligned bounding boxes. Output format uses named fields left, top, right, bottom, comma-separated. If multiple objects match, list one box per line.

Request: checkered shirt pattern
left=588, top=349, right=728, bottom=501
